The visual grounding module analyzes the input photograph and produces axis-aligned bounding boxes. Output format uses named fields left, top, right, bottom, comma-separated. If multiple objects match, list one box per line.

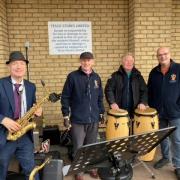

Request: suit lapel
left=3, top=77, right=15, bottom=113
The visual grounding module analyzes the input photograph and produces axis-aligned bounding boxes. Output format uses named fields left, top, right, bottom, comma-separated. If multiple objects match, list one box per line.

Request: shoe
left=175, top=168, right=180, bottom=180
left=75, top=174, right=84, bottom=180
left=153, top=158, right=170, bottom=169
left=89, top=169, right=99, bottom=179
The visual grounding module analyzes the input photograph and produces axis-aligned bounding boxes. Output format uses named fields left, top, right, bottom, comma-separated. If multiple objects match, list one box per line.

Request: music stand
left=67, top=127, right=176, bottom=180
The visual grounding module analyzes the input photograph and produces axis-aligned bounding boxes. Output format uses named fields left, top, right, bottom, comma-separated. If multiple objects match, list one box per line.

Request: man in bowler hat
left=0, top=51, right=42, bottom=180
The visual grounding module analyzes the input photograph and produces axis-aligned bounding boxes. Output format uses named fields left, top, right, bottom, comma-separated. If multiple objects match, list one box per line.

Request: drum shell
left=106, top=109, right=129, bottom=140
left=133, top=108, right=159, bottom=161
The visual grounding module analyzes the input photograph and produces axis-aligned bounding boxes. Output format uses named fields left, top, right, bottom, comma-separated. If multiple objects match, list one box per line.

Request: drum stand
left=132, top=158, right=155, bottom=179
left=129, top=118, right=156, bottom=179
left=129, top=117, right=156, bottom=179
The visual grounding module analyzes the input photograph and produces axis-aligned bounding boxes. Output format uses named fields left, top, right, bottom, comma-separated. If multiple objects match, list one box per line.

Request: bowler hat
left=80, top=52, right=94, bottom=60
left=6, top=51, right=29, bottom=64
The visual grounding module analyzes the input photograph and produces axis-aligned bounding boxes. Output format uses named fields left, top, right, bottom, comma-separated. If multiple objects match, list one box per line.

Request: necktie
left=14, top=84, right=21, bottom=120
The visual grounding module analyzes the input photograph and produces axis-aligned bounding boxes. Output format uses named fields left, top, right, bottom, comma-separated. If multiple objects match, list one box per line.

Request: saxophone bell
left=29, top=156, right=52, bottom=180
left=49, top=93, right=61, bottom=102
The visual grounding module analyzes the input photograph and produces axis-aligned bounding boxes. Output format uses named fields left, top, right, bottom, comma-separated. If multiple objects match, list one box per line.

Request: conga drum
left=133, top=107, right=159, bottom=161
left=106, top=109, right=129, bottom=140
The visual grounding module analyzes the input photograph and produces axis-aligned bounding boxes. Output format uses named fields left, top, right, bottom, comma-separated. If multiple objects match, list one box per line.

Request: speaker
left=42, top=159, right=63, bottom=180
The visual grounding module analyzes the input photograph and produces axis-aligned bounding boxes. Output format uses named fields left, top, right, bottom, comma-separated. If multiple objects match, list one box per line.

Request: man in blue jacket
left=0, top=51, right=42, bottom=180
left=61, top=52, right=105, bottom=180
left=148, top=47, right=180, bottom=179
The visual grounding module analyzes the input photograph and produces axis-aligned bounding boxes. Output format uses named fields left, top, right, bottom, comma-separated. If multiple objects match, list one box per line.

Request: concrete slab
left=8, top=144, right=177, bottom=180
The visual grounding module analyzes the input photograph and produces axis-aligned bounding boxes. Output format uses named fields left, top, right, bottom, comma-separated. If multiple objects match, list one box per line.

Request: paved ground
left=9, top=144, right=177, bottom=180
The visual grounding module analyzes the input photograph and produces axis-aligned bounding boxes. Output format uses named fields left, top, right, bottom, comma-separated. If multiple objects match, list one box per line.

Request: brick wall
left=0, top=0, right=9, bottom=75
left=128, top=0, right=135, bottom=54
left=4, top=0, right=129, bottom=127
left=130, top=0, right=173, bottom=80
left=0, top=0, right=180, bottom=128
left=172, top=0, right=180, bottom=58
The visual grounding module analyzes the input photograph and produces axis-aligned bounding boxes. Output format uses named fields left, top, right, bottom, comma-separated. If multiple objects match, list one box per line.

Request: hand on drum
left=137, top=103, right=148, bottom=111
left=110, top=103, right=119, bottom=110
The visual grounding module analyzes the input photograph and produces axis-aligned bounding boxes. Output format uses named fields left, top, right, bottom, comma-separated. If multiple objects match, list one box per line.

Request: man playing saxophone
left=0, top=51, right=42, bottom=180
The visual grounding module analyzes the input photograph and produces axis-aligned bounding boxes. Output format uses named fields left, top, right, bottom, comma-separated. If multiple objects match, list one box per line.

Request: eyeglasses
left=157, top=52, right=169, bottom=57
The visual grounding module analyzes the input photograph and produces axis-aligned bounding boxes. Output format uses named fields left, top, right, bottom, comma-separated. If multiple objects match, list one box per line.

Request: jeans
left=159, top=118, right=180, bottom=168
left=0, top=134, right=39, bottom=180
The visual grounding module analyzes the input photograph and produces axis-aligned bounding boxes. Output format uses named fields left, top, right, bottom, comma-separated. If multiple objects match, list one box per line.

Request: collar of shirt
left=81, top=69, right=92, bottom=75
left=161, top=66, right=169, bottom=75
left=11, top=77, right=24, bottom=89
left=126, top=71, right=132, bottom=78
left=11, top=77, right=27, bottom=116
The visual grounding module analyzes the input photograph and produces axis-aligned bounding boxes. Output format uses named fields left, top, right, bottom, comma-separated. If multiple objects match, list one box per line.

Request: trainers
left=89, top=169, right=99, bottom=179
left=175, top=168, right=180, bottom=180
left=75, top=173, right=84, bottom=180
left=153, top=158, right=170, bottom=169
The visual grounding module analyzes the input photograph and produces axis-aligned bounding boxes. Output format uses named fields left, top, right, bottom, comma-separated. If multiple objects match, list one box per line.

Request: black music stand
left=67, top=127, right=176, bottom=180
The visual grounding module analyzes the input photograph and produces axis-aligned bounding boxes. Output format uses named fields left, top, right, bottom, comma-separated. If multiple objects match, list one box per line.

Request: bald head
left=156, top=47, right=171, bottom=67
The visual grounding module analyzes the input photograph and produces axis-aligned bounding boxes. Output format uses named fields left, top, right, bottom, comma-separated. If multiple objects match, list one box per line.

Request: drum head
left=135, top=107, right=157, bottom=116
left=108, top=109, right=128, bottom=117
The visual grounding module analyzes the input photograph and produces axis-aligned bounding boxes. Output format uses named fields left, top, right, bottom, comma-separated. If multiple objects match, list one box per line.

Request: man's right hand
left=110, top=103, right=119, bottom=110
left=63, top=116, right=71, bottom=128
left=1, top=117, right=21, bottom=133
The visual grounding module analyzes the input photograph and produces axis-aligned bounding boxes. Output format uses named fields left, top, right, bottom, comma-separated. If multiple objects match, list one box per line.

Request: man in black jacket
left=105, top=53, right=148, bottom=118
left=61, top=52, right=105, bottom=180
left=148, top=47, right=180, bottom=179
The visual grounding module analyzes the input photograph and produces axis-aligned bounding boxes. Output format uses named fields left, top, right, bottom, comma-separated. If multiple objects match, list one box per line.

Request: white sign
left=48, top=21, right=92, bottom=55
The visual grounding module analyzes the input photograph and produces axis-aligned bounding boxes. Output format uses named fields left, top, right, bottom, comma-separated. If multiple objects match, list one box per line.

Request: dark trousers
left=71, top=122, right=98, bottom=158
left=0, top=134, right=39, bottom=180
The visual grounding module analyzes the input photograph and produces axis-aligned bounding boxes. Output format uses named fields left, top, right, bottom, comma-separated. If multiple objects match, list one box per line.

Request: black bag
left=60, top=129, right=72, bottom=146
left=6, top=171, right=25, bottom=180
left=43, top=126, right=60, bottom=145
left=35, top=151, right=61, bottom=164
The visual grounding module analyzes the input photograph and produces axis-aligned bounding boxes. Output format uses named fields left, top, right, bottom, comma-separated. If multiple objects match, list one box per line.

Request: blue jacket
left=0, top=76, right=36, bottom=148
left=148, top=60, right=180, bottom=119
left=61, top=68, right=105, bottom=124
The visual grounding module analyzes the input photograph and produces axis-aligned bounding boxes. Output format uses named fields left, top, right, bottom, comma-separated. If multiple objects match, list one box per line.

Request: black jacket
left=105, top=66, right=148, bottom=112
left=148, top=60, right=180, bottom=119
left=61, top=68, right=105, bottom=124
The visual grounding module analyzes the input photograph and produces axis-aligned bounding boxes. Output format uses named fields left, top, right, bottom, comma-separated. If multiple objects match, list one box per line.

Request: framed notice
left=48, top=21, right=92, bottom=55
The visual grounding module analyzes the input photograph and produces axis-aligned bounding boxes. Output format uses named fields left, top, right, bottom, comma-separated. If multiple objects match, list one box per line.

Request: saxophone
left=29, top=156, right=52, bottom=180
left=7, top=92, right=61, bottom=141
left=7, top=93, right=49, bottom=141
